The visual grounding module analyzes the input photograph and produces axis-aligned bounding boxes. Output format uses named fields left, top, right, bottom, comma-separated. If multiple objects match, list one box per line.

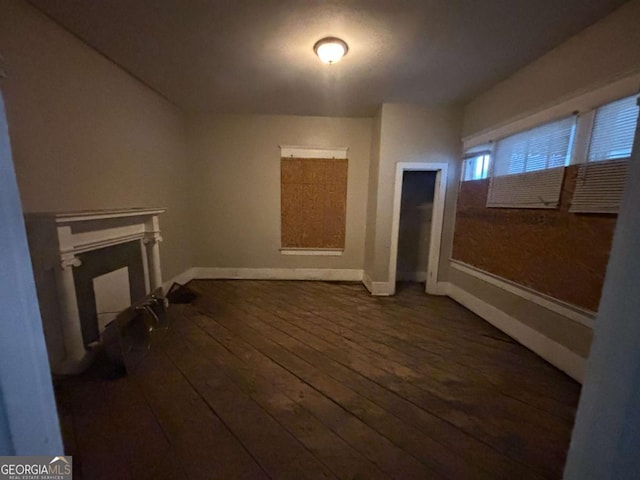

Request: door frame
left=388, top=162, right=448, bottom=295
left=0, top=92, right=63, bottom=454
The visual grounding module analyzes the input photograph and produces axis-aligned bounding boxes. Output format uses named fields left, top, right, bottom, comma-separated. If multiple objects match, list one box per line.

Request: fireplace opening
left=73, top=241, right=147, bottom=347
left=94, top=267, right=131, bottom=332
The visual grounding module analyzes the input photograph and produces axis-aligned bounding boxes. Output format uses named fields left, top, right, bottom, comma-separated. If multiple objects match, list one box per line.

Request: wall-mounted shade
left=313, top=37, right=348, bottom=64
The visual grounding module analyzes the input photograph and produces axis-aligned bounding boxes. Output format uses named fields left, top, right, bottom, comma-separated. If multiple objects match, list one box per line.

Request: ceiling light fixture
left=313, top=37, right=348, bottom=64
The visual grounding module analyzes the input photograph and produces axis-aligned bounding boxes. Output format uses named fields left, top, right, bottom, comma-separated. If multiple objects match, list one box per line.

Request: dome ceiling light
left=313, top=37, right=348, bottom=64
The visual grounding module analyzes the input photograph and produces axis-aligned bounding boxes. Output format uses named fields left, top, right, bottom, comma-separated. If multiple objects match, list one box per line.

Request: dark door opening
left=396, top=170, right=437, bottom=286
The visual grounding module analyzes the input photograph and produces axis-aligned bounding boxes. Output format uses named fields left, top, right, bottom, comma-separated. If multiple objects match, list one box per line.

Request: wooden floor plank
left=256, top=304, right=571, bottom=446
left=54, top=279, right=580, bottom=480
left=59, top=377, right=133, bottom=480
left=192, top=280, right=576, bottom=478
left=192, top=290, right=545, bottom=479
left=230, top=280, right=579, bottom=416
left=190, top=310, right=439, bottom=479
left=164, top=323, right=338, bottom=480
left=305, top=298, right=579, bottom=420
left=133, top=349, right=270, bottom=480
left=192, top=284, right=567, bottom=477
left=261, top=281, right=578, bottom=398
left=168, top=308, right=390, bottom=480
left=211, top=306, right=542, bottom=478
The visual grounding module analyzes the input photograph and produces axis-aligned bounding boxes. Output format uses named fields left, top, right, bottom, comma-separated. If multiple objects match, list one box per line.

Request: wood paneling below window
left=452, top=165, right=617, bottom=312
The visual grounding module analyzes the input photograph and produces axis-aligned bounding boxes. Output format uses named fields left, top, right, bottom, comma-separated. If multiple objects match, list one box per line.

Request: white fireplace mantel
left=25, top=208, right=166, bottom=374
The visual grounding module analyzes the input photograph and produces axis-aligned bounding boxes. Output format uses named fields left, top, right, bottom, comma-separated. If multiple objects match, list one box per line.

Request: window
left=462, top=153, right=490, bottom=181
left=462, top=89, right=638, bottom=211
left=493, top=116, right=576, bottom=176
left=588, top=95, right=639, bottom=162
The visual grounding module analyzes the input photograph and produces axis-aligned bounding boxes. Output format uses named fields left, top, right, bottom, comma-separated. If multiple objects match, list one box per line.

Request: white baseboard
left=363, top=272, right=447, bottom=296
left=362, top=272, right=373, bottom=292
left=428, top=281, right=449, bottom=296
left=370, top=282, right=392, bottom=296
left=193, top=267, right=363, bottom=282
left=447, top=283, right=586, bottom=383
left=362, top=272, right=393, bottom=296
left=162, top=267, right=195, bottom=292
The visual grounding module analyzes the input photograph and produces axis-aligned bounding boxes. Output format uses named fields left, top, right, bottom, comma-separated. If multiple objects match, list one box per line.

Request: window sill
left=280, top=248, right=344, bottom=256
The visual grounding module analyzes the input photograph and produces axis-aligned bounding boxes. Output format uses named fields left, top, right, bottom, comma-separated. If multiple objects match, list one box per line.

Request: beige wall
left=187, top=113, right=372, bottom=270
left=463, top=0, right=640, bottom=138
left=368, top=103, right=462, bottom=282
left=0, top=0, right=191, bottom=281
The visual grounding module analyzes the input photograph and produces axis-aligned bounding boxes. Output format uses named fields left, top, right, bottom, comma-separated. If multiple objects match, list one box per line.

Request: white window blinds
left=487, top=166, right=566, bottom=209
left=588, top=95, right=639, bottom=162
left=570, top=159, right=629, bottom=213
left=493, top=116, right=576, bottom=176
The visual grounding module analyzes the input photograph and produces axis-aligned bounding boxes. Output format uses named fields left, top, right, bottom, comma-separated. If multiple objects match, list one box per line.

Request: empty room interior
left=1, top=0, right=640, bottom=478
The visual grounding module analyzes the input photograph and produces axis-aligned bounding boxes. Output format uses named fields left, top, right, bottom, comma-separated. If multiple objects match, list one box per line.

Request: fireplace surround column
left=143, top=217, right=163, bottom=291
left=54, top=253, right=92, bottom=374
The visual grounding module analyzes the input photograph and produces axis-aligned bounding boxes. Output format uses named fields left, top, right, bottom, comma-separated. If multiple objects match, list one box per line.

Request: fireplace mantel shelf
left=26, top=208, right=167, bottom=258
left=26, top=207, right=166, bottom=223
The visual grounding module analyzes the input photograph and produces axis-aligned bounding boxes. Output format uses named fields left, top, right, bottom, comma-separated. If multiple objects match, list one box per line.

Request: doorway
left=388, top=162, right=448, bottom=295
left=0, top=92, right=63, bottom=453
left=396, top=171, right=437, bottom=284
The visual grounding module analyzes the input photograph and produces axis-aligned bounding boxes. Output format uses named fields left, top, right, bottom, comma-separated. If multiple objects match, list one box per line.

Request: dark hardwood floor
left=54, top=280, right=581, bottom=479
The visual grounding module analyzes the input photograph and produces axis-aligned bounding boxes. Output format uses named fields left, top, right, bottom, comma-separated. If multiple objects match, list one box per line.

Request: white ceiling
left=29, top=0, right=628, bottom=117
